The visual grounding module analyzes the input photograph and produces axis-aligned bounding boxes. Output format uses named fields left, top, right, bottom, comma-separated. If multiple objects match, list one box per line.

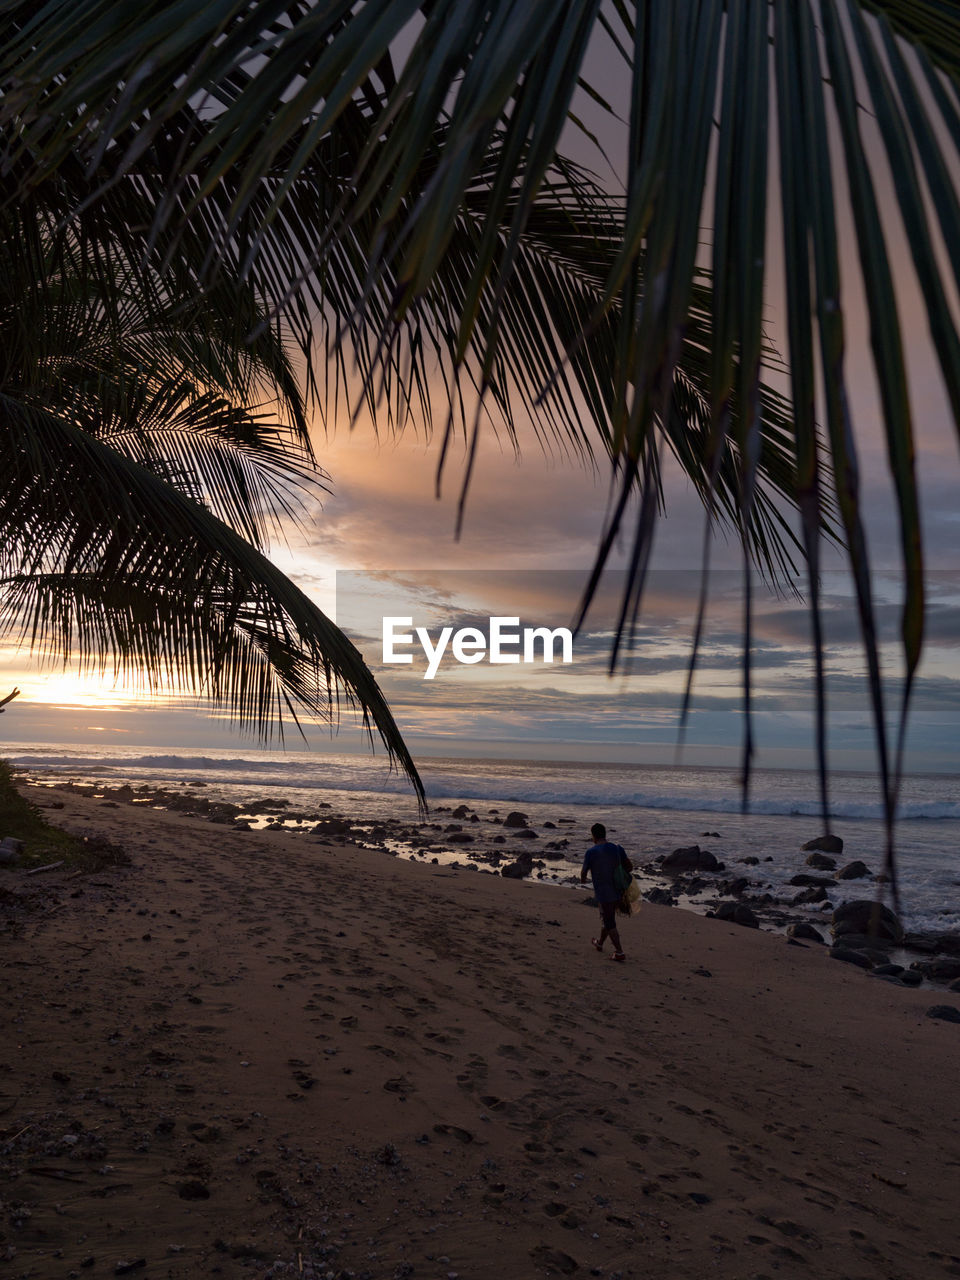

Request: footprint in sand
left=456, top=1054, right=488, bottom=1090
left=433, top=1123, right=474, bottom=1143
left=424, top=1029, right=460, bottom=1044
left=383, top=1075, right=414, bottom=1094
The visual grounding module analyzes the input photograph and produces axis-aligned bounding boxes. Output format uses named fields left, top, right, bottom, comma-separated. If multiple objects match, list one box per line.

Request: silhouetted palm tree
left=0, top=185, right=425, bottom=798
left=3, top=3, right=957, bottom=875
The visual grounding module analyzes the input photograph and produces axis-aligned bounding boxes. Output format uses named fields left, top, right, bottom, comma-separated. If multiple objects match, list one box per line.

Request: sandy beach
left=2, top=782, right=959, bottom=1280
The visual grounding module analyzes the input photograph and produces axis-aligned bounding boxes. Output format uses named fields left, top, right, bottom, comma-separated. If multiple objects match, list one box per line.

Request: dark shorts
left=599, top=899, right=618, bottom=929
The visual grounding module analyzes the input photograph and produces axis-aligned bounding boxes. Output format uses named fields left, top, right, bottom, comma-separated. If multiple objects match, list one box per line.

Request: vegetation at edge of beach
left=0, top=763, right=129, bottom=873
left=0, top=761, right=80, bottom=865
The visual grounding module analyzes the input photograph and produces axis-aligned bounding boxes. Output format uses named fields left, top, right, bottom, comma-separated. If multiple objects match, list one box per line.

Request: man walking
left=580, top=821, right=632, bottom=962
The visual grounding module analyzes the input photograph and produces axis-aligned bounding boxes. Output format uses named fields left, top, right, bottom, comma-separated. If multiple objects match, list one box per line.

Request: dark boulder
left=711, top=902, right=759, bottom=929
left=446, top=831, right=474, bottom=844
left=801, top=834, right=844, bottom=854
left=804, top=851, right=837, bottom=871
left=791, top=886, right=828, bottom=906
left=739, top=855, right=760, bottom=866
left=900, top=969, right=922, bottom=986
left=873, top=962, right=904, bottom=976
left=911, top=957, right=960, bottom=983
left=312, top=818, right=353, bottom=836
left=512, top=828, right=539, bottom=839
left=644, top=888, right=676, bottom=906
left=0, top=838, right=22, bottom=865
left=832, top=932, right=893, bottom=953
left=789, top=874, right=834, bottom=888
left=836, top=860, right=871, bottom=880
left=829, top=947, right=873, bottom=969
left=719, top=877, right=749, bottom=897
left=786, top=922, right=825, bottom=943
left=503, top=811, right=529, bottom=828
left=926, top=1005, right=960, bottom=1024
left=661, top=845, right=719, bottom=873
left=832, top=900, right=902, bottom=943
left=451, top=804, right=473, bottom=819
left=902, top=932, right=938, bottom=953
left=501, top=855, right=533, bottom=880
left=904, top=932, right=960, bottom=956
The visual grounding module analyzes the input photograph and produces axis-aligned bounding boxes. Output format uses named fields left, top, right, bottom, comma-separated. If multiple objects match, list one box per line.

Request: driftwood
left=26, top=1165, right=85, bottom=1182
left=25, top=860, right=64, bottom=876
left=0, top=687, right=19, bottom=712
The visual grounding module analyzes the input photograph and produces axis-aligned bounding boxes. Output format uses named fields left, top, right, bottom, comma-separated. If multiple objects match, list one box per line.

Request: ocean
left=7, top=744, right=959, bottom=936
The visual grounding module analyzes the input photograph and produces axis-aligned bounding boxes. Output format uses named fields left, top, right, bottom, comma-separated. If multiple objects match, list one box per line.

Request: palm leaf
left=0, top=193, right=424, bottom=801
left=3, top=0, right=960, bottom=846
left=1, top=397, right=423, bottom=803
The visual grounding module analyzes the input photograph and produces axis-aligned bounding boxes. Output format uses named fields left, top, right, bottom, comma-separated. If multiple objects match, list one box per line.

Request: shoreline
left=1, top=782, right=960, bottom=1278
left=21, top=771, right=960, bottom=988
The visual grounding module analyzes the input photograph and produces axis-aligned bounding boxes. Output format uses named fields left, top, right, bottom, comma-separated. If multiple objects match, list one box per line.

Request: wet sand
left=1, top=783, right=959, bottom=1280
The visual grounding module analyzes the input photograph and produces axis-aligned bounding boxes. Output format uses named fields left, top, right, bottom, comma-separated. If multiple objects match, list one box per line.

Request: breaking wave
left=10, top=750, right=959, bottom=821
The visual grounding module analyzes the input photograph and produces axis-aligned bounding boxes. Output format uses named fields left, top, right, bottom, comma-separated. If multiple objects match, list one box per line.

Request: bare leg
left=597, top=911, right=624, bottom=954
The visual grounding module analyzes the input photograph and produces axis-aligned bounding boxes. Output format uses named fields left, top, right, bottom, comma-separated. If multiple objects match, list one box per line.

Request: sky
left=1, top=13, right=959, bottom=777
left=3, top=420, right=958, bottom=772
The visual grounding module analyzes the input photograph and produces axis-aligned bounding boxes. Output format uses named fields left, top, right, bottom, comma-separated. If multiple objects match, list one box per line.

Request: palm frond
left=0, top=190, right=423, bottom=800
left=0, top=397, right=423, bottom=803
left=3, top=0, right=960, bottom=845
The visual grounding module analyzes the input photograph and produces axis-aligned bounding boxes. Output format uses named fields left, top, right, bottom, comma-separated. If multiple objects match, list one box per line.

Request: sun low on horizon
left=1, top=660, right=177, bottom=718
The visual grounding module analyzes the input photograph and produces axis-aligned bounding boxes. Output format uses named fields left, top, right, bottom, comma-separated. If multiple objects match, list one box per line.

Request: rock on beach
left=711, top=902, right=759, bottom=929
left=661, top=845, right=720, bottom=873
left=801, top=834, right=844, bottom=854
left=832, top=900, right=903, bottom=943
left=804, top=851, right=837, bottom=870
left=503, top=811, right=529, bottom=828
left=836, top=860, right=872, bottom=880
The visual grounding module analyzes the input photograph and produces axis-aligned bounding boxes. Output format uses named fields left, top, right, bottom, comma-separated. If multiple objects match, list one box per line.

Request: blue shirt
left=582, top=841, right=628, bottom=903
